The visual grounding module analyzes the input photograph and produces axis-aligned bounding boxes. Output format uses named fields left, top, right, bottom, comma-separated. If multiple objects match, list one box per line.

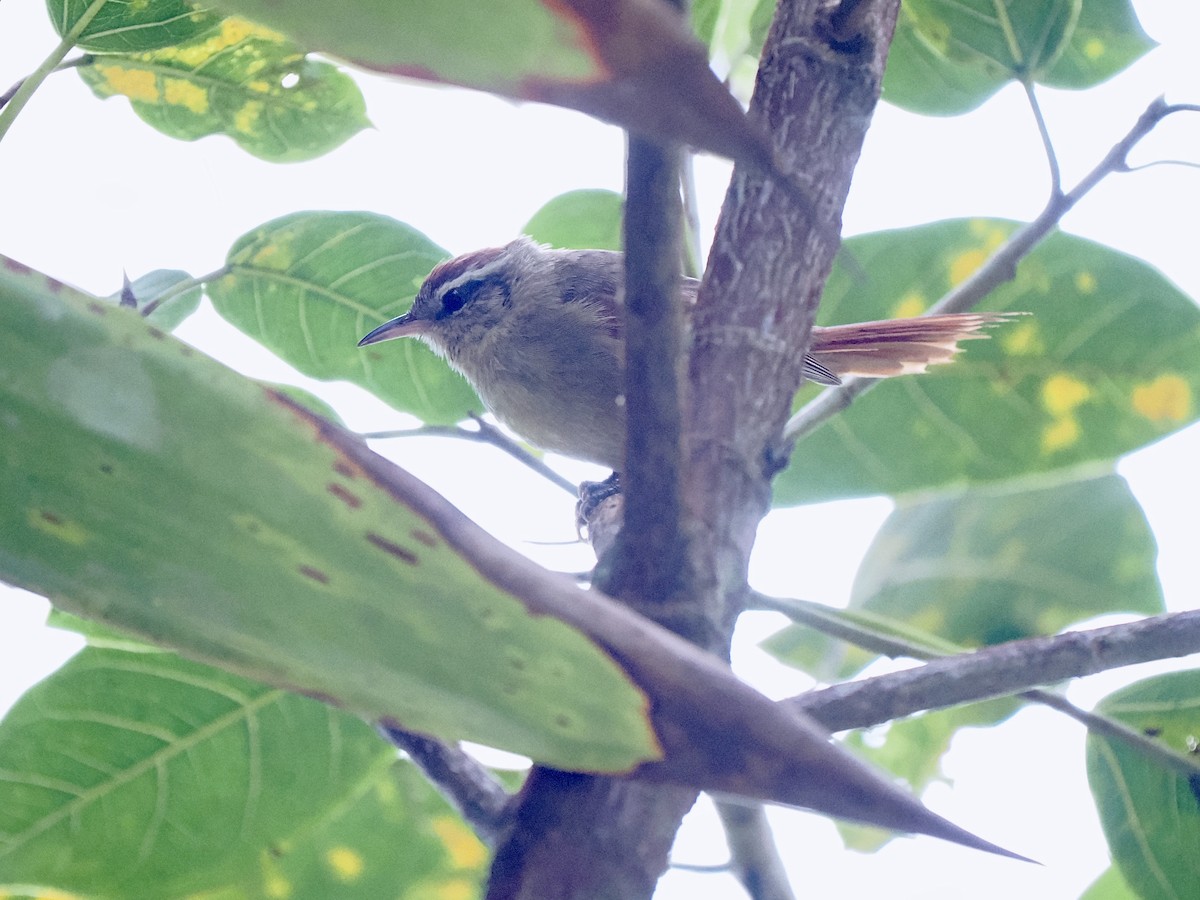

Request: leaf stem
left=1023, top=80, right=1061, bottom=197
left=139, top=266, right=230, bottom=318
left=0, top=0, right=109, bottom=141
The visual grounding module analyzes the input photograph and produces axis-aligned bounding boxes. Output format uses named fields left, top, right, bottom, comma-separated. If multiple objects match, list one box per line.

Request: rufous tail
left=804, top=312, right=1018, bottom=383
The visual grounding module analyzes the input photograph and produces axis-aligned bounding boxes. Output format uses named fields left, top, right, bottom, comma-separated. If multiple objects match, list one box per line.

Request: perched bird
left=359, top=237, right=1009, bottom=469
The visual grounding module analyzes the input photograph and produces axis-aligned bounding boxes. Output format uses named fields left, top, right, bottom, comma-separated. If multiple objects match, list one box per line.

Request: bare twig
left=715, top=800, right=796, bottom=900
left=364, top=414, right=577, bottom=496
left=378, top=723, right=511, bottom=845
left=782, top=97, right=1200, bottom=446
left=770, top=600, right=1200, bottom=776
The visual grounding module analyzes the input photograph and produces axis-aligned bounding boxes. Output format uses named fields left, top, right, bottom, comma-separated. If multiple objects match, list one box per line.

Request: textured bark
left=487, top=1, right=902, bottom=897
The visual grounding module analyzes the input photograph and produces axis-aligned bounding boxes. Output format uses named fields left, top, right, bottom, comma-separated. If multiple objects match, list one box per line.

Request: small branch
left=1022, top=81, right=1061, bottom=197
left=363, top=415, right=577, bottom=496
left=378, top=723, right=511, bottom=845
left=597, top=133, right=689, bottom=609
left=715, top=800, right=796, bottom=900
left=0, top=0, right=108, bottom=140
left=782, top=97, right=1198, bottom=446
left=777, top=605, right=1200, bottom=776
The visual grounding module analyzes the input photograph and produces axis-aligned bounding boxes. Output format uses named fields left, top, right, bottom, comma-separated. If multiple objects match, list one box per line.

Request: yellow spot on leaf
left=234, top=100, right=264, bottom=135
left=1001, top=319, right=1041, bottom=356
left=967, top=219, right=1008, bottom=250
left=326, top=846, right=365, bottom=882
left=152, top=17, right=284, bottom=68
left=890, top=292, right=926, bottom=318
left=29, top=509, right=89, bottom=546
left=1084, top=38, right=1106, bottom=60
left=247, top=80, right=271, bottom=93
left=1041, top=416, right=1080, bottom=454
left=94, top=64, right=160, bottom=103
left=163, top=78, right=209, bottom=114
left=1131, top=374, right=1191, bottom=424
left=428, top=878, right=478, bottom=900
left=432, top=815, right=488, bottom=869
left=262, top=871, right=293, bottom=899
left=1042, top=374, right=1092, bottom=416
left=1074, top=271, right=1097, bottom=294
left=948, top=248, right=987, bottom=286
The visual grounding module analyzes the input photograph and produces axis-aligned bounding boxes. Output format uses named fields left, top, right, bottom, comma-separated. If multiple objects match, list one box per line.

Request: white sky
left=1, top=1, right=1199, bottom=897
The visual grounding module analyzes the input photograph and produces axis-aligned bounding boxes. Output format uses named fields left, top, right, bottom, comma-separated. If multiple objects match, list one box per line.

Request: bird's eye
left=441, top=288, right=467, bottom=315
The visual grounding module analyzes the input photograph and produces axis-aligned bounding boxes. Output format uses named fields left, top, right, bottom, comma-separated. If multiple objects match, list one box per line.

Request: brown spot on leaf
left=299, top=565, right=330, bottom=584
left=366, top=532, right=418, bottom=565
left=333, top=459, right=357, bottom=479
left=87, top=302, right=108, bottom=316
left=41, top=510, right=63, bottom=525
left=4, top=258, right=33, bottom=275
left=99, top=464, right=114, bottom=475
left=327, top=483, right=362, bottom=509
left=410, top=528, right=438, bottom=548
left=147, top=327, right=166, bottom=340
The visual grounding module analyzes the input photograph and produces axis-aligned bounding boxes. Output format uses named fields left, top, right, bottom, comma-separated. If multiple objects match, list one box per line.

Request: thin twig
left=0, top=0, right=108, bottom=140
left=680, top=151, right=704, bottom=279
left=378, top=723, right=511, bottom=845
left=715, top=800, right=796, bottom=900
left=0, top=54, right=93, bottom=112
left=1022, top=81, right=1062, bottom=197
left=781, top=97, right=1199, bottom=446
left=364, top=414, right=577, bottom=496
left=761, top=594, right=1200, bottom=776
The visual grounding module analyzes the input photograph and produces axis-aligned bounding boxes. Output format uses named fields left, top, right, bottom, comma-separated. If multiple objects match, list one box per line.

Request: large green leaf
left=0, top=255, right=658, bottom=772
left=206, top=0, right=770, bottom=166
left=208, top=211, right=480, bottom=424
left=0, top=647, right=392, bottom=898
left=775, top=220, right=1200, bottom=506
left=883, top=0, right=1153, bottom=115
left=47, top=0, right=221, bottom=53
left=522, top=189, right=624, bottom=252
left=78, top=18, right=369, bottom=162
left=258, top=761, right=489, bottom=899
left=1087, top=671, right=1200, bottom=900
left=765, top=473, right=1163, bottom=680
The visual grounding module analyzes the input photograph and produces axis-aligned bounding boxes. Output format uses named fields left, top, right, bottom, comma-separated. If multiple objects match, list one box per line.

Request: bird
left=359, top=237, right=1011, bottom=470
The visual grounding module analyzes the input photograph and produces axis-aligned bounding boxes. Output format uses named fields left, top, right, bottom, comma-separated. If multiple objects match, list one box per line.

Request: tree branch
left=715, top=800, right=797, bottom=900
left=782, top=97, right=1198, bottom=445
left=786, top=608, right=1200, bottom=733
left=378, top=723, right=511, bottom=845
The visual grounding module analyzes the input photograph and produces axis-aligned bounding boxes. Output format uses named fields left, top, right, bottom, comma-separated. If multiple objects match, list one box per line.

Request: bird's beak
left=358, top=313, right=427, bottom=347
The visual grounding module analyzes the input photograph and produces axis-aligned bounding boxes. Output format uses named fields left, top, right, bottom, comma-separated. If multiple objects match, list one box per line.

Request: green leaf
left=104, top=269, right=201, bottom=331
left=765, top=473, right=1163, bottom=680
left=1079, top=866, right=1138, bottom=900
left=47, top=0, right=221, bottom=53
left=883, top=0, right=1151, bottom=115
left=207, top=0, right=768, bottom=167
left=78, top=18, right=369, bottom=162
left=1087, top=670, right=1200, bottom=900
left=0, top=255, right=660, bottom=773
left=1043, top=0, right=1156, bottom=89
left=253, top=761, right=489, bottom=899
left=775, top=220, right=1200, bottom=506
left=208, top=211, right=479, bottom=424
left=0, top=647, right=393, bottom=898
left=522, top=190, right=624, bottom=251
